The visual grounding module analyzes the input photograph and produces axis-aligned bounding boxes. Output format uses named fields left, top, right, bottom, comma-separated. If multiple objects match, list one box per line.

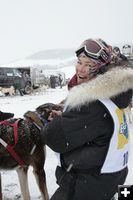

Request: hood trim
left=65, top=67, right=133, bottom=109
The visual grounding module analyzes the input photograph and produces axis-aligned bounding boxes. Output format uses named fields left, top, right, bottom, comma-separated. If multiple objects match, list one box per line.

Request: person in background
left=112, top=46, right=128, bottom=65
left=50, top=75, right=56, bottom=89
left=41, top=38, right=133, bottom=200
left=58, top=74, right=63, bottom=88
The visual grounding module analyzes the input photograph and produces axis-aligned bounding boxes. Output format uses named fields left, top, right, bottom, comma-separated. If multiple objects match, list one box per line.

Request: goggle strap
left=100, top=50, right=109, bottom=61
left=75, top=47, right=85, bottom=57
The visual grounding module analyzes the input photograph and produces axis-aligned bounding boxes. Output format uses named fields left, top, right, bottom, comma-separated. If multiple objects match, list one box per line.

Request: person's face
left=76, top=55, right=96, bottom=84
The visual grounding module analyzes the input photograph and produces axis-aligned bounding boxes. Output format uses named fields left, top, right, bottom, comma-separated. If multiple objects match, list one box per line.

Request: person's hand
left=48, top=110, right=62, bottom=121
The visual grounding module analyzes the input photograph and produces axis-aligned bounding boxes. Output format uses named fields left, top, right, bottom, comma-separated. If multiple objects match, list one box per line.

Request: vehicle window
left=7, top=72, right=13, bottom=76
left=13, top=69, right=22, bottom=77
left=4, top=68, right=14, bottom=76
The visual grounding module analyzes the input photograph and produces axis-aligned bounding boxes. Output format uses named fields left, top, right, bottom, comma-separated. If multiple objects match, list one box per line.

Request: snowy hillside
left=1, top=49, right=76, bottom=71
left=27, top=49, right=75, bottom=60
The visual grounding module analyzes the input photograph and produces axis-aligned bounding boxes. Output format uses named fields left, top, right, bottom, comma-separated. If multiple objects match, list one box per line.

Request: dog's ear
left=0, top=111, right=14, bottom=121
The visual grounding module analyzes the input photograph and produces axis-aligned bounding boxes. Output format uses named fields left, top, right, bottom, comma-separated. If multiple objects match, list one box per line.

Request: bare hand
left=48, top=110, right=62, bottom=121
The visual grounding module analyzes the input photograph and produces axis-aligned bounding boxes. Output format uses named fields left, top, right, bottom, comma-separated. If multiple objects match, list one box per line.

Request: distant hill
left=26, top=48, right=75, bottom=60
left=2, top=48, right=76, bottom=69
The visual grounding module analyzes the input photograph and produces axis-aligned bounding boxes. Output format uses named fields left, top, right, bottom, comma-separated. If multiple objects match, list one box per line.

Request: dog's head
left=24, top=103, right=63, bottom=128
left=36, top=103, right=63, bottom=121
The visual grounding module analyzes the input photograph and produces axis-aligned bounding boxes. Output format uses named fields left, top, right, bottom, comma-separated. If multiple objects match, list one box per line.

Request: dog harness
left=99, top=99, right=129, bottom=173
left=0, top=119, right=25, bottom=166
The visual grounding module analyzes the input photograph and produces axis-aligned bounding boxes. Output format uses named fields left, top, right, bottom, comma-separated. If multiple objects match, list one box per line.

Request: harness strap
left=7, top=145, right=25, bottom=166
left=0, top=119, right=25, bottom=166
left=0, top=119, right=20, bottom=147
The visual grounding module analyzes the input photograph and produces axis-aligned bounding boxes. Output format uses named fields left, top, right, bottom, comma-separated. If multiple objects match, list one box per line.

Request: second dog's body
left=0, top=86, right=15, bottom=96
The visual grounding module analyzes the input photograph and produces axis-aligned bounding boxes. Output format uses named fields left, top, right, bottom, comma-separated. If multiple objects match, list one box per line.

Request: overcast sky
left=0, top=0, right=133, bottom=64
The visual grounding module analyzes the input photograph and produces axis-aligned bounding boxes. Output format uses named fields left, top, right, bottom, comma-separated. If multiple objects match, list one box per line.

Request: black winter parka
left=42, top=66, right=133, bottom=200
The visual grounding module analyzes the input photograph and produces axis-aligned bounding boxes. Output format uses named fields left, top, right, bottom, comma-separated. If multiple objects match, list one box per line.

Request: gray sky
left=0, top=0, right=133, bottom=64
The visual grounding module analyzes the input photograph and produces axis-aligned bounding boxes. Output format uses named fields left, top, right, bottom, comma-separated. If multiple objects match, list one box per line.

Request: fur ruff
left=65, top=67, right=133, bottom=109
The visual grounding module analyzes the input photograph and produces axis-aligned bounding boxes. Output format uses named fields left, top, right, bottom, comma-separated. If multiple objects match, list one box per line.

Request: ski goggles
left=75, top=39, right=110, bottom=62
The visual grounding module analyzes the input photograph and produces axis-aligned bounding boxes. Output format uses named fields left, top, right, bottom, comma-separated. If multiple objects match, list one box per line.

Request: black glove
left=0, top=111, right=14, bottom=121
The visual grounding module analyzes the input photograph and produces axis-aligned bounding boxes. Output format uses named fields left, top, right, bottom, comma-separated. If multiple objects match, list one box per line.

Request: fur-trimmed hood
left=65, top=67, right=133, bottom=109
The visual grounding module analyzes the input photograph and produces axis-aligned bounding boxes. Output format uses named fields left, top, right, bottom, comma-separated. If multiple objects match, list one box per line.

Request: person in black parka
left=41, top=38, right=133, bottom=200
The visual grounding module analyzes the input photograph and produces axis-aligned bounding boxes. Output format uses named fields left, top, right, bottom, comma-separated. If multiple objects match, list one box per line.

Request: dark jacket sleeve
left=41, top=101, right=113, bottom=153
left=41, top=116, right=70, bottom=153
left=112, top=89, right=133, bottom=108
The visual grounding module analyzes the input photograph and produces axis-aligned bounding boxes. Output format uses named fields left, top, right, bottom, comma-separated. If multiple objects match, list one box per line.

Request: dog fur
left=0, top=86, right=15, bottom=96
left=0, top=103, right=62, bottom=200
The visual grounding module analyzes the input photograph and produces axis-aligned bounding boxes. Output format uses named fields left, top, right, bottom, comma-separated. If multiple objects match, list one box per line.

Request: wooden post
left=0, top=173, right=2, bottom=200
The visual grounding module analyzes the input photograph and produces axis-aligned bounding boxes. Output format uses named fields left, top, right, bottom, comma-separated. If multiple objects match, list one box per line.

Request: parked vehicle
left=0, top=67, right=32, bottom=95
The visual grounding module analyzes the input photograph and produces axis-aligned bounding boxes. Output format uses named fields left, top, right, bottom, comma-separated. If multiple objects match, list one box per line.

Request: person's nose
left=78, top=64, right=86, bottom=73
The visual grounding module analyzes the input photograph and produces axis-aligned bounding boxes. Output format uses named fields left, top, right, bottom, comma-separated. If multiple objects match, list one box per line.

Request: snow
left=0, top=86, right=133, bottom=199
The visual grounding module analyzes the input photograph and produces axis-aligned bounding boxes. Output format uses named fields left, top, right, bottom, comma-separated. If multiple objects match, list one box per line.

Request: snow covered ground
left=0, top=86, right=133, bottom=199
